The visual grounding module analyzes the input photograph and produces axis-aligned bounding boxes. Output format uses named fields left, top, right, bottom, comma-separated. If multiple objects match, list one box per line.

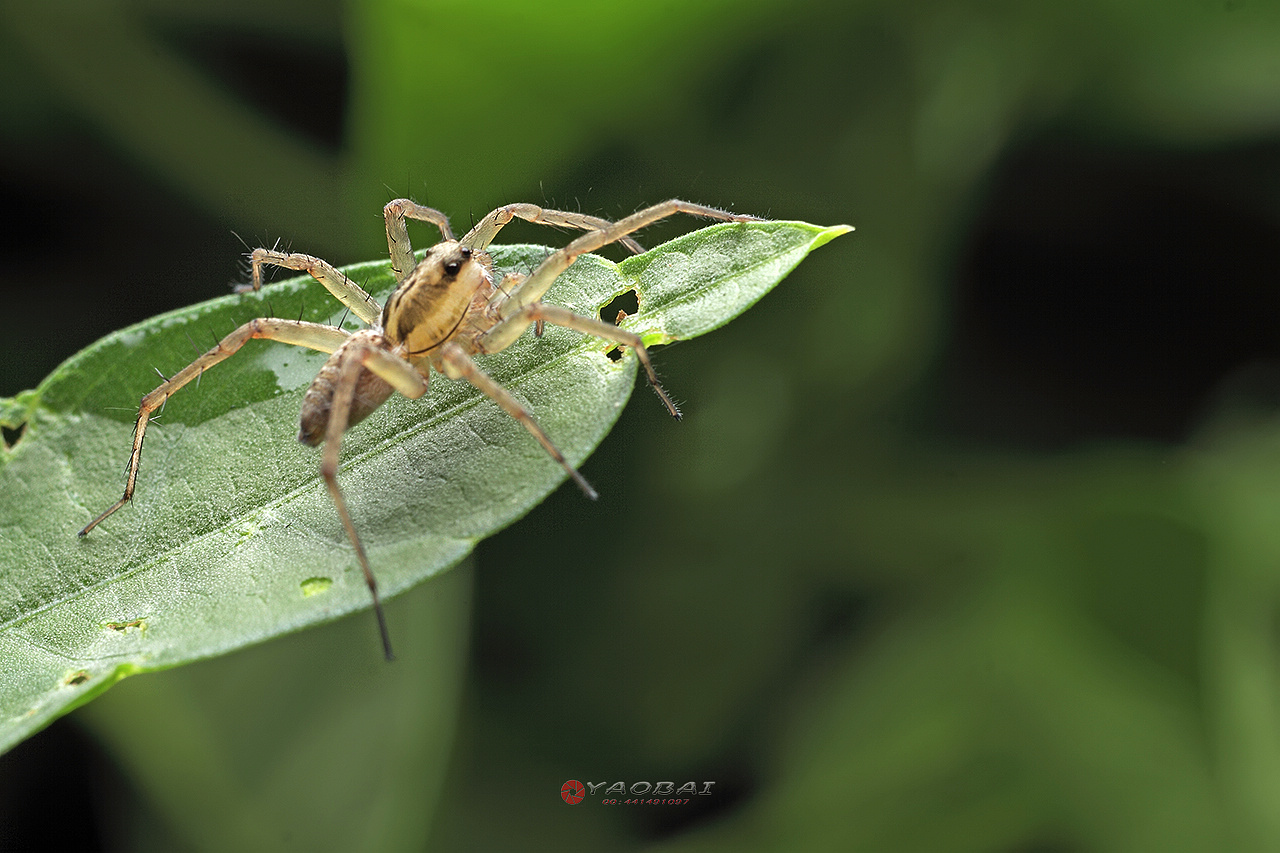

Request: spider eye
left=443, top=246, right=471, bottom=277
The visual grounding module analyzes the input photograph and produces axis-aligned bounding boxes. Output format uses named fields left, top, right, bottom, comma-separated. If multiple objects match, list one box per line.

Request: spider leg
left=481, top=302, right=680, bottom=419
left=317, top=335, right=430, bottom=661
left=498, top=200, right=761, bottom=322
left=244, top=249, right=382, bottom=326
left=79, top=319, right=350, bottom=536
left=436, top=342, right=598, bottom=500
left=383, top=199, right=454, bottom=284
left=460, top=204, right=645, bottom=255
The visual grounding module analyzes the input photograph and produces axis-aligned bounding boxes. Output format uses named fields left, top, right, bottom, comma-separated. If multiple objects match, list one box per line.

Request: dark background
left=3, top=0, right=1280, bottom=849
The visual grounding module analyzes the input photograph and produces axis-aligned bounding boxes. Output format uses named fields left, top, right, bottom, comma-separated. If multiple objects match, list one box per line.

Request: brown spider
left=78, top=199, right=762, bottom=659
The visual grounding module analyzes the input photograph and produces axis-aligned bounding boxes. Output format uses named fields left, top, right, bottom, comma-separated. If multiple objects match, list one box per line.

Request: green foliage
left=0, top=221, right=847, bottom=756
left=4, top=0, right=1280, bottom=849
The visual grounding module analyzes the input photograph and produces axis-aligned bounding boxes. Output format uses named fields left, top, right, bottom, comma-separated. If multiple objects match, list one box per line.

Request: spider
left=78, top=198, right=762, bottom=659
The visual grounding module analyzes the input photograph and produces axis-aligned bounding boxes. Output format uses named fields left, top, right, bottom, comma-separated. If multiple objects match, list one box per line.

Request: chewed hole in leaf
left=600, top=289, right=640, bottom=362
left=300, top=577, right=333, bottom=597
left=599, top=288, right=640, bottom=324
left=62, top=671, right=90, bottom=687
left=102, top=618, right=147, bottom=633
left=0, top=389, right=40, bottom=450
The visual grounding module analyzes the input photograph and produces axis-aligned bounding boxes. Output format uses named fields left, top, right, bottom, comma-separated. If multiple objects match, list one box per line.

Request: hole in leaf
left=102, top=618, right=146, bottom=633
left=599, top=289, right=639, bottom=324
left=2, top=424, right=23, bottom=449
left=600, top=289, right=640, bottom=361
left=301, top=576, right=333, bottom=597
left=62, top=671, right=90, bottom=687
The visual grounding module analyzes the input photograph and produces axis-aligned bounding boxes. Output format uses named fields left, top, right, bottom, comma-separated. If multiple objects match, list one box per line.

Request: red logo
left=561, top=779, right=586, bottom=804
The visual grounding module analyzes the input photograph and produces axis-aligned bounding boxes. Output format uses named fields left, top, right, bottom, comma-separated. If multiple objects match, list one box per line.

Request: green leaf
left=0, top=219, right=850, bottom=754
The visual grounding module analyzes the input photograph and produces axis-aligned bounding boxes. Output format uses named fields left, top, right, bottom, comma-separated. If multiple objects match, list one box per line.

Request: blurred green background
left=3, top=0, right=1280, bottom=850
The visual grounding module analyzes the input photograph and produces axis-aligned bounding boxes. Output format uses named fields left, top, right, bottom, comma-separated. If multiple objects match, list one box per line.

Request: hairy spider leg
left=315, top=331, right=430, bottom=660
left=499, top=199, right=762, bottom=321
left=460, top=203, right=645, bottom=255
left=434, top=341, right=599, bottom=500
left=79, top=319, right=351, bottom=536
left=246, top=249, right=382, bottom=326
left=382, top=199, right=646, bottom=292
left=481, top=303, right=681, bottom=419
left=383, top=200, right=455, bottom=284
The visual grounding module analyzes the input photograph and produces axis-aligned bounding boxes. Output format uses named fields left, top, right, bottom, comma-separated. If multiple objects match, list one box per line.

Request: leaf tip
left=813, top=223, right=855, bottom=249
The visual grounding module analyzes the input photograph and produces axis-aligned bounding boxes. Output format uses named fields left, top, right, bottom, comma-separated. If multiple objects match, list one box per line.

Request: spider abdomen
left=298, top=337, right=396, bottom=446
